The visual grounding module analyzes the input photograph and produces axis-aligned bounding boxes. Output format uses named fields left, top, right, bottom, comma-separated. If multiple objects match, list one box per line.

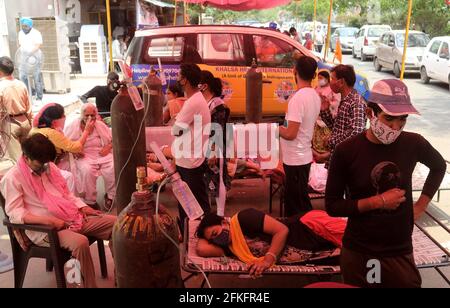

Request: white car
left=373, top=30, right=430, bottom=77
left=353, top=25, right=392, bottom=61
left=420, top=36, right=450, bottom=91
left=330, top=27, right=359, bottom=52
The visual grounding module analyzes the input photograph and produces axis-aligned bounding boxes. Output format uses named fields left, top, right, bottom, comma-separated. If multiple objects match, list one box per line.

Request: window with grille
left=83, top=42, right=98, bottom=63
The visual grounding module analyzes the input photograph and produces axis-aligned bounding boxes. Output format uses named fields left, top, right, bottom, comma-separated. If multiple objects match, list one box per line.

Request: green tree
left=187, top=0, right=449, bottom=37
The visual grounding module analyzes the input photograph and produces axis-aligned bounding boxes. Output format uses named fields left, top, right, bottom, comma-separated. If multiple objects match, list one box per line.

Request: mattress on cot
left=183, top=220, right=450, bottom=275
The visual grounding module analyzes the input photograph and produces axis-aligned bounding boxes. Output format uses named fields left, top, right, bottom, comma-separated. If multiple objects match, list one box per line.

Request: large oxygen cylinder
left=111, top=86, right=147, bottom=213
left=113, top=167, right=183, bottom=288
left=245, top=59, right=263, bottom=123
left=142, top=68, right=164, bottom=127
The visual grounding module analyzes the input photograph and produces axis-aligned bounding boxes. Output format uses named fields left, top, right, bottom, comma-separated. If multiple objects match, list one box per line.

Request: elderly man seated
left=64, top=104, right=115, bottom=209
left=0, top=134, right=116, bottom=288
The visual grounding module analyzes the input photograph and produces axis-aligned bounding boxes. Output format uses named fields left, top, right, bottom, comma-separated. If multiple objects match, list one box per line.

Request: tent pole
left=324, top=0, right=333, bottom=61
left=173, top=0, right=178, bottom=26
left=400, top=0, right=413, bottom=80
left=313, top=0, right=317, bottom=47
left=106, top=0, right=114, bottom=72
left=184, top=0, right=187, bottom=24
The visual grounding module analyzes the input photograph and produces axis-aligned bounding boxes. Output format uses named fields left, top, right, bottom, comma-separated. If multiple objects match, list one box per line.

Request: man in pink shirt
left=0, top=134, right=116, bottom=288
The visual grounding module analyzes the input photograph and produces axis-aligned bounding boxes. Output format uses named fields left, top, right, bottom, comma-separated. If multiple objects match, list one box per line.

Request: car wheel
left=361, top=49, right=367, bottom=61
left=394, top=62, right=401, bottom=78
left=374, top=57, right=382, bottom=71
left=420, top=66, right=430, bottom=84
left=352, top=48, right=356, bottom=58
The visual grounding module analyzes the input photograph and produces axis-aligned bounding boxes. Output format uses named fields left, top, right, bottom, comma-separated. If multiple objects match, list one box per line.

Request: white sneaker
left=0, top=251, right=13, bottom=274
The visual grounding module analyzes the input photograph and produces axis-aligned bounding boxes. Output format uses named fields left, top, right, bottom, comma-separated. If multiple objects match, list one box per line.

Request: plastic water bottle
left=149, top=142, right=204, bottom=220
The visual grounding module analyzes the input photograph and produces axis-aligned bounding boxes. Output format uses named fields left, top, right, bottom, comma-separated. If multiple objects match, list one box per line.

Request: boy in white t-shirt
left=172, top=64, right=211, bottom=229
left=279, top=56, right=321, bottom=216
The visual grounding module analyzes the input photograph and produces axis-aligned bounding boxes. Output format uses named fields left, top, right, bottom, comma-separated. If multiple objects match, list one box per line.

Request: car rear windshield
left=340, top=28, right=358, bottom=37
left=395, top=33, right=430, bottom=47
left=368, top=27, right=390, bottom=37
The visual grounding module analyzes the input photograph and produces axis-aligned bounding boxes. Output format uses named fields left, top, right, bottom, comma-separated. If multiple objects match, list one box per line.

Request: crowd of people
left=0, top=38, right=447, bottom=288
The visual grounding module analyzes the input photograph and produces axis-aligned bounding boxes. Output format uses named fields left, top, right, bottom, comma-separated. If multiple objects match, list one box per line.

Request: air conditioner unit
left=78, top=25, right=108, bottom=76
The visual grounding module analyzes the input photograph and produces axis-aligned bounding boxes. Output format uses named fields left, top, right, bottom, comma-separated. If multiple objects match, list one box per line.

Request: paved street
left=341, top=53, right=450, bottom=159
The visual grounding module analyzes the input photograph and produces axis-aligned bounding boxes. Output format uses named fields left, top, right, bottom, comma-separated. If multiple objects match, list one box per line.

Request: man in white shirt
left=17, top=17, right=44, bottom=101
left=172, top=63, right=211, bottom=228
left=279, top=56, right=321, bottom=216
left=112, top=36, right=124, bottom=60
left=0, top=134, right=116, bottom=288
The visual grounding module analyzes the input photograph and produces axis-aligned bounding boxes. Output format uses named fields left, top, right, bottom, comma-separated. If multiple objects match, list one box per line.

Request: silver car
left=330, top=27, right=358, bottom=53
left=374, top=30, right=430, bottom=77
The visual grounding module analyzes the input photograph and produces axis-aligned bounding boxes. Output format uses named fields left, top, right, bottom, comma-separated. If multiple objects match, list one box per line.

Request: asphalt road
left=340, top=53, right=450, bottom=159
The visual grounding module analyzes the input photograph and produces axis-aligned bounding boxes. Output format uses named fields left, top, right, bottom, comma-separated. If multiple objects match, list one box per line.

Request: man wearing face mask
left=0, top=134, right=117, bottom=288
left=64, top=104, right=115, bottom=209
left=171, top=63, right=211, bottom=232
left=17, top=17, right=44, bottom=102
left=319, top=65, right=367, bottom=168
left=80, top=72, right=120, bottom=119
left=325, top=79, right=446, bottom=288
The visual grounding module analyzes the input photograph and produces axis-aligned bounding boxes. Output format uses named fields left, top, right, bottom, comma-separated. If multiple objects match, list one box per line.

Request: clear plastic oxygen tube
left=149, top=142, right=204, bottom=220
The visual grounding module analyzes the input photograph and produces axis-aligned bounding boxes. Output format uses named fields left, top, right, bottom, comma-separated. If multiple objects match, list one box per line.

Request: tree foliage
left=187, top=0, right=450, bottom=37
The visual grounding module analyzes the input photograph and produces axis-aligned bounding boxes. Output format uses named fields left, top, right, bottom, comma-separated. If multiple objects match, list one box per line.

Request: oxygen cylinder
left=111, top=86, right=147, bottom=213
left=245, top=59, right=263, bottom=123
left=142, top=67, right=164, bottom=127
left=113, top=167, right=183, bottom=288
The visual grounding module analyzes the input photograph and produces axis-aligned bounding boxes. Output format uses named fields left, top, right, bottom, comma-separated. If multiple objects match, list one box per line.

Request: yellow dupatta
left=228, top=214, right=265, bottom=264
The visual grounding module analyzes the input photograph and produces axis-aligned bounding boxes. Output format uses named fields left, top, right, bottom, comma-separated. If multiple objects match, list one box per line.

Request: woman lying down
left=196, top=208, right=347, bottom=277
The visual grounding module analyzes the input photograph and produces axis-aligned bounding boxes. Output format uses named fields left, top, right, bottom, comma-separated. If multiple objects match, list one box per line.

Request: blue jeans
left=20, top=66, right=43, bottom=100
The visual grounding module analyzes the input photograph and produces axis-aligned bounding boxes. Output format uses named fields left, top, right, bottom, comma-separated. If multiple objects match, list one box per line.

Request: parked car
left=125, top=25, right=370, bottom=119
left=330, top=27, right=359, bottom=53
left=373, top=30, right=430, bottom=78
left=420, top=36, right=450, bottom=91
left=353, top=25, right=392, bottom=61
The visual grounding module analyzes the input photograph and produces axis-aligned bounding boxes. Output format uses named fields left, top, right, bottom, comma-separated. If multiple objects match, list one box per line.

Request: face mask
left=53, top=118, right=66, bottom=132
left=22, top=26, right=31, bottom=34
left=33, top=163, right=48, bottom=175
left=177, top=78, right=186, bottom=92
left=83, top=115, right=96, bottom=124
left=318, top=79, right=328, bottom=87
left=330, top=79, right=341, bottom=94
left=198, top=84, right=207, bottom=93
left=210, top=229, right=230, bottom=249
left=369, top=113, right=404, bottom=145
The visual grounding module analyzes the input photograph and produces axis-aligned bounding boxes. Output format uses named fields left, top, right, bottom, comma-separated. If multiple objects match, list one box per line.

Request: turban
left=20, top=17, right=33, bottom=28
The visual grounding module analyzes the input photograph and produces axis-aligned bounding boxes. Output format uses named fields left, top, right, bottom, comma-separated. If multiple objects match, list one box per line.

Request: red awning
left=184, top=0, right=291, bottom=11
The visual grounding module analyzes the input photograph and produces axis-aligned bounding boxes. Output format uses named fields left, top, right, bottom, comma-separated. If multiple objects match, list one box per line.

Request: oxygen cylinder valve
left=136, top=166, right=150, bottom=193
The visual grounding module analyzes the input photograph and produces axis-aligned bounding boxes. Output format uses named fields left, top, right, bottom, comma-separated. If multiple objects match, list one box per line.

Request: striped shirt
left=320, top=89, right=367, bottom=161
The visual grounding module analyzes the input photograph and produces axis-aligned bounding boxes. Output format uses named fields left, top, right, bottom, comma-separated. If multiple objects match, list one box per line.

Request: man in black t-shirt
left=80, top=72, right=120, bottom=119
left=325, top=79, right=446, bottom=288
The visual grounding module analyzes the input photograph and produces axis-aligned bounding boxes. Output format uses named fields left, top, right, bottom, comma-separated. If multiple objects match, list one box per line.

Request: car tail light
left=364, top=37, right=369, bottom=46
